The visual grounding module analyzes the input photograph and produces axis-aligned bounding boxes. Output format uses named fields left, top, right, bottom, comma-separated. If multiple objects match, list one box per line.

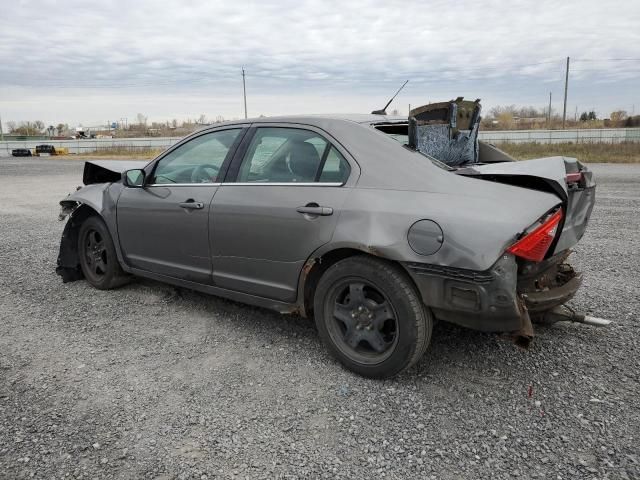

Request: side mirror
left=123, top=169, right=145, bottom=188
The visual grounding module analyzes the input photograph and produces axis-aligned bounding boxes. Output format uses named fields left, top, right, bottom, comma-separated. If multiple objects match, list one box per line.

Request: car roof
left=197, top=114, right=408, bottom=131
left=195, top=113, right=436, bottom=192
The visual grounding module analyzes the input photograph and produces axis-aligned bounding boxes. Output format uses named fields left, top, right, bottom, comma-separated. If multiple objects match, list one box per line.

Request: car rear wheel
left=78, top=216, right=128, bottom=290
left=314, top=255, right=432, bottom=378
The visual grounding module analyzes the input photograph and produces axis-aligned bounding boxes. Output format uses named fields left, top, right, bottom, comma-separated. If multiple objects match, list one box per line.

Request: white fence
left=2, top=128, right=640, bottom=155
left=478, top=128, right=640, bottom=144
left=0, top=136, right=183, bottom=155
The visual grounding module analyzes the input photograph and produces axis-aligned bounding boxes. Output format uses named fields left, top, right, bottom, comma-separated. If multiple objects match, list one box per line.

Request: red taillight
left=507, top=209, right=563, bottom=262
left=565, top=172, right=583, bottom=184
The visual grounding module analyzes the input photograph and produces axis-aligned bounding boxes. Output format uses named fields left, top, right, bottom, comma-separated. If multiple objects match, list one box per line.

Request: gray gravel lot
left=1, top=156, right=638, bottom=479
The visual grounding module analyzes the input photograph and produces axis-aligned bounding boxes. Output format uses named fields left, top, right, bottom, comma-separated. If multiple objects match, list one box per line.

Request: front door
left=211, top=126, right=354, bottom=302
left=117, top=128, right=244, bottom=283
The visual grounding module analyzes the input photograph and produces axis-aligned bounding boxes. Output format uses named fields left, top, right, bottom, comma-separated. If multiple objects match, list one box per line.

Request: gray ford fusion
left=56, top=100, right=597, bottom=378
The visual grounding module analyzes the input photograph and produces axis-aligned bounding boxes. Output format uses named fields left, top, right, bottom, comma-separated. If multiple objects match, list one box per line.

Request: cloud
left=1, top=0, right=638, bottom=122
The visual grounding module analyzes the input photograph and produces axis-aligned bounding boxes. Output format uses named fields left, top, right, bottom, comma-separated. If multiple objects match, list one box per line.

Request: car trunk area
left=376, top=104, right=596, bottom=338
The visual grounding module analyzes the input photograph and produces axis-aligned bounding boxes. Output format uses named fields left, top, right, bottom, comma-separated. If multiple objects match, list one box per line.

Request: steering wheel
left=191, top=164, right=220, bottom=183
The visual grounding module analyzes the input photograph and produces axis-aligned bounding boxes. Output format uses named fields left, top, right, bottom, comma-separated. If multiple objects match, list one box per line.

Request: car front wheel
left=78, top=216, right=128, bottom=290
left=314, top=255, right=432, bottom=378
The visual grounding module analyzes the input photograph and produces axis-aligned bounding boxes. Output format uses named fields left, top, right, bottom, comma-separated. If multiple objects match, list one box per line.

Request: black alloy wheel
left=327, top=279, right=399, bottom=364
left=314, top=256, right=432, bottom=378
left=83, top=228, right=108, bottom=281
left=78, top=216, right=128, bottom=290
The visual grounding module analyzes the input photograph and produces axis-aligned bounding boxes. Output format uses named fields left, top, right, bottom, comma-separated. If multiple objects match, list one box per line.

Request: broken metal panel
left=83, top=160, right=148, bottom=185
left=477, top=141, right=516, bottom=162
left=409, top=98, right=482, bottom=166
left=456, top=156, right=596, bottom=257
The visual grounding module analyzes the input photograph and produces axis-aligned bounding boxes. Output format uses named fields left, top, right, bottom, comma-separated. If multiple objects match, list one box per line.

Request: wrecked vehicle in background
left=11, top=148, right=32, bottom=157
left=56, top=102, right=599, bottom=378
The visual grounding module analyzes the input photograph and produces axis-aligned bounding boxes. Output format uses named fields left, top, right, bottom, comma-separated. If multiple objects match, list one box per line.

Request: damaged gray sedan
left=56, top=100, right=598, bottom=378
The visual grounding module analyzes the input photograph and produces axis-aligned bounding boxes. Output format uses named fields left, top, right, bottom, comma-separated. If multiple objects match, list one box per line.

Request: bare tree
left=489, top=105, right=518, bottom=118
left=136, top=113, right=147, bottom=126
left=516, top=106, right=543, bottom=118
left=10, top=121, right=45, bottom=135
left=610, top=110, right=627, bottom=122
left=197, top=114, right=207, bottom=124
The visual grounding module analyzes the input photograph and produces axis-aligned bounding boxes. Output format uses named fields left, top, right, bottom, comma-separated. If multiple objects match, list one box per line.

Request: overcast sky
left=1, top=0, right=639, bottom=126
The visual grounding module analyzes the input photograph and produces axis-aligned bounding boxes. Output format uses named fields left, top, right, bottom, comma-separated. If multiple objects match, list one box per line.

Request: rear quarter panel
left=330, top=183, right=560, bottom=271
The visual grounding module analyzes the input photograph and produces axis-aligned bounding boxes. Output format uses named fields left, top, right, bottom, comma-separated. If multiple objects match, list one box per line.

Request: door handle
left=296, top=204, right=333, bottom=216
left=179, top=199, right=204, bottom=210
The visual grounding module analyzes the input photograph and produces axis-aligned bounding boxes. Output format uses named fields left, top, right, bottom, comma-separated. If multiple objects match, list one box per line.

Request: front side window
left=236, top=127, right=350, bottom=183
left=152, top=129, right=241, bottom=184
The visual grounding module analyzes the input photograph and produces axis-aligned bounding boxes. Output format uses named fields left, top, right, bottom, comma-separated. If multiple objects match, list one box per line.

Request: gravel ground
left=1, top=157, right=638, bottom=479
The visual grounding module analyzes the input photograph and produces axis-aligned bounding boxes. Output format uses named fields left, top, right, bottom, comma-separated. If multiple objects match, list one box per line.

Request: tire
left=313, top=255, right=432, bottom=379
left=78, top=216, right=128, bottom=290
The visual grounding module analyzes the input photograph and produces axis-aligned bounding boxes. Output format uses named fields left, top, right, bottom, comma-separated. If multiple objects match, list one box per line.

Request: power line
left=2, top=59, right=573, bottom=89
left=2, top=57, right=634, bottom=90
left=572, top=58, right=640, bottom=62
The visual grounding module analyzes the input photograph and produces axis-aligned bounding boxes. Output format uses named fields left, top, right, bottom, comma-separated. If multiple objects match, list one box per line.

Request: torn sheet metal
left=409, top=98, right=482, bottom=166
left=83, top=160, right=148, bottom=185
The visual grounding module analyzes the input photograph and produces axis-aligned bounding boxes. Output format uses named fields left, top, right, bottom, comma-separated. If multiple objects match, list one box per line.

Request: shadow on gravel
left=117, top=277, right=536, bottom=379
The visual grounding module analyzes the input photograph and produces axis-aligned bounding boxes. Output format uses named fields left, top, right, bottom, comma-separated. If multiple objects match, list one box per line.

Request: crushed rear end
left=391, top=99, right=598, bottom=342
left=458, top=155, right=595, bottom=327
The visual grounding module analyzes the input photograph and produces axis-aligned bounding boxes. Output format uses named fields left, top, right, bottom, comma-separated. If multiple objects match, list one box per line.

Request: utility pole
left=548, top=92, right=552, bottom=127
left=0, top=114, right=4, bottom=142
left=242, top=68, right=248, bottom=119
left=562, top=56, right=570, bottom=129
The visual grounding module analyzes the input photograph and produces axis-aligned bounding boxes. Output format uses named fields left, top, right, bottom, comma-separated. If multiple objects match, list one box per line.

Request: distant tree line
left=115, top=113, right=231, bottom=137
left=5, top=120, right=71, bottom=136
left=482, top=105, right=640, bottom=130
left=5, top=109, right=638, bottom=137
left=2, top=113, right=232, bottom=138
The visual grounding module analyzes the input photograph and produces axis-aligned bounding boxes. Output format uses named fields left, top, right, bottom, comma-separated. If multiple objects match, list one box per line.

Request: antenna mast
left=242, top=68, right=248, bottom=119
left=372, top=80, right=409, bottom=115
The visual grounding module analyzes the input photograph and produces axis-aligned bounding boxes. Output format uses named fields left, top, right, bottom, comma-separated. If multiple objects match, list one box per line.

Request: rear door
left=117, top=127, right=245, bottom=283
left=210, top=125, right=356, bottom=302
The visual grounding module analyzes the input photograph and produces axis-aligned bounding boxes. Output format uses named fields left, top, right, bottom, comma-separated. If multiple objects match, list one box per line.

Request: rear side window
left=319, top=147, right=350, bottom=183
left=236, top=127, right=350, bottom=184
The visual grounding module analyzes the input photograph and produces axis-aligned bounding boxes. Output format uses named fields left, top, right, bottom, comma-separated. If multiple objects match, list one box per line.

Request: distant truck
left=34, top=145, right=69, bottom=156
left=35, top=144, right=57, bottom=155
